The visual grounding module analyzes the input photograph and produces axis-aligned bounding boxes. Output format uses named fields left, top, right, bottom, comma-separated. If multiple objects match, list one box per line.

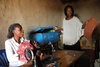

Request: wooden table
left=53, top=50, right=85, bottom=67
left=20, top=50, right=85, bottom=67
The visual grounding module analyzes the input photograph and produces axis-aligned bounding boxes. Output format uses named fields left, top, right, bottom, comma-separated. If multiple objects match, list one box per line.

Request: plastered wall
left=0, top=0, right=63, bottom=49
left=62, top=0, right=100, bottom=23
left=0, top=0, right=100, bottom=49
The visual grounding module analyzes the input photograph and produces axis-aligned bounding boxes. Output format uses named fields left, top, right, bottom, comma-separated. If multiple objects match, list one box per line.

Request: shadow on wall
left=0, top=0, right=63, bottom=49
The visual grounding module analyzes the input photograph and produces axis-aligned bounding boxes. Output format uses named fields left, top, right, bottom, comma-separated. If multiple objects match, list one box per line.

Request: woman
left=5, top=23, right=35, bottom=67
left=62, top=5, right=90, bottom=67
left=62, top=5, right=84, bottom=50
left=55, top=5, right=84, bottom=50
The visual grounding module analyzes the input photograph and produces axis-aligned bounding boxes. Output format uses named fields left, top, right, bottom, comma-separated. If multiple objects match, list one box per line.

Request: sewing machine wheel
left=24, top=48, right=34, bottom=61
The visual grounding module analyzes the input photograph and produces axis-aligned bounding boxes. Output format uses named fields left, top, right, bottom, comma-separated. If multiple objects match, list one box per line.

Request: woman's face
left=13, top=26, right=24, bottom=38
left=66, top=7, right=72, bottom=17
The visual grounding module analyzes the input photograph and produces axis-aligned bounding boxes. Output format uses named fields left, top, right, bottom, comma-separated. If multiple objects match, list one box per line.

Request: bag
left=29, top=26, right=60, bottom=45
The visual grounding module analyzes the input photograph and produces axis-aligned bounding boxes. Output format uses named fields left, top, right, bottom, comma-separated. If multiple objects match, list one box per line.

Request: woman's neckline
left=65, top=16, right=74, bottom=20
left=13, top=37, right=21, bottom=44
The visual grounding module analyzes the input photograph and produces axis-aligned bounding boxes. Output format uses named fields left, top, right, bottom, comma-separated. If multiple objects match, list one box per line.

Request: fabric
left=80, top=36, right=96, bottom=66
left=95, top=36, right=100, bottom=59
left=62, top=16, right=83, bottom=45
left=76, top=54, right=90, bottom=67
left=5, top=37, right=31, bottom=66
left=34, top=32, right=60, bottom=45
left=80, top=37, right=95, bottom=50
left=84, top=49, right=95, bottom=66
left=84, top=18, right=98, bottom=43
left=64, top=40, right=81, bottom=50
left=17, top=41, right=34, bottom=61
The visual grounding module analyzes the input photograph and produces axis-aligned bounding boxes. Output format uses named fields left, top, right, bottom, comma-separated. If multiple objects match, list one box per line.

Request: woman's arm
left=54, top=26, right=63, bottom=31
left=5, top=40, right=27, bottom=66
left=5, top=40, right=19, bottom=62
left=20, top=60, right=33, bottom=67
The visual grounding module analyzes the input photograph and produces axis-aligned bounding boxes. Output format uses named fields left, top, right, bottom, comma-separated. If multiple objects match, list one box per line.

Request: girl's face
left=66, top=7, right=72, bottom=17
left=13, top=26, right=24, bottom=38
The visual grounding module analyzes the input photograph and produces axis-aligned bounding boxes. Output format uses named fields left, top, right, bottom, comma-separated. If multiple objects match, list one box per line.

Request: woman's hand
left=33, top=41, right=40, bottom=48
left=82, top=21, right=88, bottom=29
left=54, top=26, right=63, bottom=31
left=20, top=60, right=33, bottom=67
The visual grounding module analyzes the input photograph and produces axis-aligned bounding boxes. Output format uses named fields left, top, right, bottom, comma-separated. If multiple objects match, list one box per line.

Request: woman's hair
left=7, top=23, right=22, bottom=39
left=64, top=5, right=74, bottom=16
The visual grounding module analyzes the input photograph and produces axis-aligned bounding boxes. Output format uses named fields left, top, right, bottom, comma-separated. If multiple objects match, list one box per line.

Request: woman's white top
left=62, top=16, right=84, bottom=45
left=5, top=37, right=27, bottom=67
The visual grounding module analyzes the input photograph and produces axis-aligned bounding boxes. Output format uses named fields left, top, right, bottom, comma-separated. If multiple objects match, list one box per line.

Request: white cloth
left=5, top=37, right=27, bottom=67
left=62, top=16, right=84, bottom=45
